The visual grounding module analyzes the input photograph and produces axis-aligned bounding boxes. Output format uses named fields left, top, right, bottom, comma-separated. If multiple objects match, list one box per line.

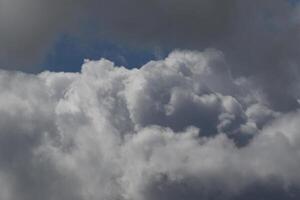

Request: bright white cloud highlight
left=0, top=50, right=300, bottom=200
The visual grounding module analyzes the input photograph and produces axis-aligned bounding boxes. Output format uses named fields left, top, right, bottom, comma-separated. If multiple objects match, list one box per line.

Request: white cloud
left=0, top=50, right=300, bottom=199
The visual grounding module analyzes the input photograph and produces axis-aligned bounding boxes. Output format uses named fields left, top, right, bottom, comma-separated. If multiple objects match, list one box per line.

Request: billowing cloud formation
left=1, top=50, right=300, bottom=199
left=1, top=0, right=299, bottom=111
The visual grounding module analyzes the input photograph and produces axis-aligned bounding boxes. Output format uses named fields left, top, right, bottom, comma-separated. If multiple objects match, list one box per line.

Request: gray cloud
left=0, top=50, right=300, bottom=199
left=1, top=0, right=299, bottom=110
left=0, top=0, right=236, bottom=69
left=0, top=0, right=79, bottom=70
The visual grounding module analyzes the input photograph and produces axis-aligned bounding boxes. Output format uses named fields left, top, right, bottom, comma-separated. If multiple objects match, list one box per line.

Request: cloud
left=0, top=50, right=300, bottom=199
left=0, top=0, right=82, bottom=70
left=1, top=0, right=299, bottom=111
left=0, top=0, right=235, bottom=69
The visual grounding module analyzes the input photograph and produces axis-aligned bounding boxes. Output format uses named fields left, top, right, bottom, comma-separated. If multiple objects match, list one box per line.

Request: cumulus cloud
left=0, top=50, right=300, bottom=199
left=1, top=0, right=299, bottom=111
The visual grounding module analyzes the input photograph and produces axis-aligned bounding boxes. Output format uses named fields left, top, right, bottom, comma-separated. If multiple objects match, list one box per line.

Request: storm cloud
left=1, top=0, right=300, bottom=199
left=0, top=50, right=300, bottom=199
left=0, top=0, right=299, bottom=110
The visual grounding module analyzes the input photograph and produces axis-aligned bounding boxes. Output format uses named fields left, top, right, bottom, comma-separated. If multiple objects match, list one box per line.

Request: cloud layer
left=1, top=50, right=300, bottom=200
left=1, top=0, right=299, bottom=112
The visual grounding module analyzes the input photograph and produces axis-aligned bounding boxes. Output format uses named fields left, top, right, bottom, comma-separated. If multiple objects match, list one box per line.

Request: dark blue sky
left=42, top=35, right=169, bottom=72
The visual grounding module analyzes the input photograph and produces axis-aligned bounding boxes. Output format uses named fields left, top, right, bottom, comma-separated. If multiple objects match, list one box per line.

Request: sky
left=0, top=0, right=300, bottom=200
left=43, top=35, right=163, bottom=72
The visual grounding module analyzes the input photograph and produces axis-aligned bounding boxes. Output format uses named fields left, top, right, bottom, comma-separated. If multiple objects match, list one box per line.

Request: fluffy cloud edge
left=0, top=49, right=299, bottom=200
